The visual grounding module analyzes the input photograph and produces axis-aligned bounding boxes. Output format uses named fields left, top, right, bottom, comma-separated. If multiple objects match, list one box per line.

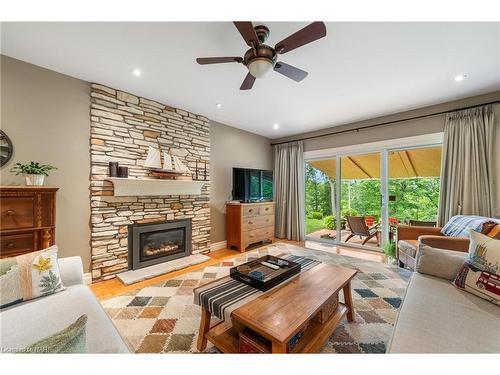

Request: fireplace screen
left=129, top=219, right=192, bottom=270
left=140, top=228, right=185, bottom=262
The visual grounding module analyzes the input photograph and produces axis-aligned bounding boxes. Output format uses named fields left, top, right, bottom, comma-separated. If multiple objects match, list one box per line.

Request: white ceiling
left=2, top=22, right=500, bottom=139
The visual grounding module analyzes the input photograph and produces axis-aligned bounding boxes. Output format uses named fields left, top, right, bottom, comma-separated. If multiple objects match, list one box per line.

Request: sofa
left=0, top=257, right=129, bottom=353
left=388, top=246, right=500, bottom=353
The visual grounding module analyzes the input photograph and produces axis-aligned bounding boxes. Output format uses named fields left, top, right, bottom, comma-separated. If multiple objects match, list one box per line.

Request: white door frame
left=303, top=132, right=443, bottom=251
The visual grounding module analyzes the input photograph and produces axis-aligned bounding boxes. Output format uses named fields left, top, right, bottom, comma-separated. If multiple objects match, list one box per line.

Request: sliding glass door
left=304, top=141, right=442, bottom=252
left=387, top=145, right=442, bottom=232
left=304, top=158, right=338, bottom=242
left=339, top=152, right=382, bottom=250
left=305, top=152, right=383, bottom=251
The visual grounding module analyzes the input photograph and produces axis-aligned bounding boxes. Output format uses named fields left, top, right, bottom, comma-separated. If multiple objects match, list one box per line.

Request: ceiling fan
left=196, top=21, right=327, bottom=90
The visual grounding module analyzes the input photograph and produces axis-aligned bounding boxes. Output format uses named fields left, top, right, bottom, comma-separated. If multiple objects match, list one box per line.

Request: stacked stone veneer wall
left=89, top=84, right=210, bottom=281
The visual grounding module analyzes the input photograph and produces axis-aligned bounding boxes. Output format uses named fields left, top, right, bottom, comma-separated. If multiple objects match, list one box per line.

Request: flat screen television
left=232, top=168, right=273, bottom=202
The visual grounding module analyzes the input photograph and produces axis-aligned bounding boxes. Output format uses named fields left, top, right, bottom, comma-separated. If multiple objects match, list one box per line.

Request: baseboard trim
left=83, top=273, right=92, bottom=285
left=210, top=240, right=227, bottom=252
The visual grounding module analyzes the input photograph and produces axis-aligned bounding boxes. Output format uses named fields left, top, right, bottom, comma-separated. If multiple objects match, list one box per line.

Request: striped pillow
left=441, top=215, right=499, bottom=238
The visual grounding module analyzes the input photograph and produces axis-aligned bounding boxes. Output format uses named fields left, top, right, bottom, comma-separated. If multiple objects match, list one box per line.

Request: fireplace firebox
left=128, top=219, right=192, bottom=270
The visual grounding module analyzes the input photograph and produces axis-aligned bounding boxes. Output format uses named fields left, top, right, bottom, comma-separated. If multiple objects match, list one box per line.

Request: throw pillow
left=453, top=230, right=500, bottom=305
left=23, top=315, right=87, bottom=353
left=0, top=245, right=65, bottom=309
left=486, top=223, right=500, bottom=239
left=416, top=244, right=467, bottom=281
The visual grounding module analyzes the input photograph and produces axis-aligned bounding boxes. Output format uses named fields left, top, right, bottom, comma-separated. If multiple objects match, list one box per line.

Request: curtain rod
left=270, top=99, right=500, bottom=146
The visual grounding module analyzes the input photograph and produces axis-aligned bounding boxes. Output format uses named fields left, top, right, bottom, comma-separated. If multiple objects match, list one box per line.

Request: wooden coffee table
left=197, top=263, right=357, bottom=353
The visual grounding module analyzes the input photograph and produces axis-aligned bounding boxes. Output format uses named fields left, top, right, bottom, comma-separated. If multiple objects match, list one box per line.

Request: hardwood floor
left=90, top=239, right=385, bottom=300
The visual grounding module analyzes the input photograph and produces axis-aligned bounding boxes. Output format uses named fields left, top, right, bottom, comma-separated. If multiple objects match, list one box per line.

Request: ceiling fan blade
left=275, top=21, right=327, bottom=54
left=240, top=72, right=256, bottom=90
left=274, top=61, right=308, bottom=82
left=233, top=21, right=259, bottom=47
left=196, top=57, right=243, bottom=65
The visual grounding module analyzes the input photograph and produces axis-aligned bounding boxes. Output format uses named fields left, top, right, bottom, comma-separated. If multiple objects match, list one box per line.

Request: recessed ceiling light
left=216, top=103, right=222, bottom=108
left=454, top=74, right=467, bottom=82
left=132, top=69, right=142, bottom=77
left=273, top=124, right=280, bottom=130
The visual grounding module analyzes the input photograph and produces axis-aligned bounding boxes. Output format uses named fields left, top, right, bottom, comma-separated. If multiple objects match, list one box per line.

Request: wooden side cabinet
left=0, top=186, right=58, bottom=258
left=226, top=202, right=275, bottom=252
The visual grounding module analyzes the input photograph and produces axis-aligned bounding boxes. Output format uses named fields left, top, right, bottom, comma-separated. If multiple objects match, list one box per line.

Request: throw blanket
left=441, top=215, right=499, bottom=238
left=193, top=255, right=320, bottom=322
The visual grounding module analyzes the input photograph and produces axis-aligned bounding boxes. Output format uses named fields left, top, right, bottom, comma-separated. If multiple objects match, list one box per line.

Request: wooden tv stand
left=226, top=202, right=275, bottom=252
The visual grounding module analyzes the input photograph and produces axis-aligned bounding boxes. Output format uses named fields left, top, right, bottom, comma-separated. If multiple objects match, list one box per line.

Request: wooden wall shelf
left=106, top=178, right=205, bottom=197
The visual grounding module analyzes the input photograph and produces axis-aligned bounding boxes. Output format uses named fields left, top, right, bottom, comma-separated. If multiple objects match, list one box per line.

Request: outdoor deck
left=307, top=228, right=380, bottom=247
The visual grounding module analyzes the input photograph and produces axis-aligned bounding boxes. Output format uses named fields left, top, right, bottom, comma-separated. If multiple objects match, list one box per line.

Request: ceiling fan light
left=248, top=58, right=273, bottom=79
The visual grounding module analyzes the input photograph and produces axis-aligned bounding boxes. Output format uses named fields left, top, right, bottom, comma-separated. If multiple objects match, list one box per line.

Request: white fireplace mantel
left=106, top=178, right=205, bottom=196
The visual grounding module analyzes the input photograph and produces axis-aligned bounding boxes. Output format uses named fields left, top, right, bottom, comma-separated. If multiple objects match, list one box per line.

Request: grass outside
left=305, top=217, right=325, bottom=235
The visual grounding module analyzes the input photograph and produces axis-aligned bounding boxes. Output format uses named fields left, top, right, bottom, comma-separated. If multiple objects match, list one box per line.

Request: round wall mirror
left=0, top=130, right=13, bottom=167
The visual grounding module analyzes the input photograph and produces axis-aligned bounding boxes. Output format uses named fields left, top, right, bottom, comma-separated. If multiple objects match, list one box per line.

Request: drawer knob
left=248, top=209, right=253, bottom=212
left=249, top=234, right=254, bottom=238
left=248, top=221, right=253, bottom=225
left=6, top=210, right=15, bottom=216
left=265, top=207, right=269, bottom=211
left=7, top=242, right=15, bottom=248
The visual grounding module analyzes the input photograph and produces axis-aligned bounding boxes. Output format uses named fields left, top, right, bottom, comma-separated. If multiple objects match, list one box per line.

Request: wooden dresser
left=226, top=202, right=275, bottom=252
left=0, top=186, right=58, bottom=258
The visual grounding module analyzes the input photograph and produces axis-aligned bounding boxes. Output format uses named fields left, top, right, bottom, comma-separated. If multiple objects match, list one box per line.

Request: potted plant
left=11, top=161, right=57, bottom=186
left=383, top=241, right=397, bottom=264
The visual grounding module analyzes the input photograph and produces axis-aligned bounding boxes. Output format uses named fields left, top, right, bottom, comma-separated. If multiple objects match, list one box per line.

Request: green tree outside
left=305, top=164, right=440, bottom=235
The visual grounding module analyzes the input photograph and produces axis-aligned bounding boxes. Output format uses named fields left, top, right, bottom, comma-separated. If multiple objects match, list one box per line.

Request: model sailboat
left=144, top=146, right=191, bottom=175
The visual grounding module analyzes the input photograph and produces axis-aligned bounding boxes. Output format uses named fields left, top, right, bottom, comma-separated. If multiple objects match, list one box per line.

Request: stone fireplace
left=128, top=219, right=192, bottom=270
left=89, top=83, right=211, bottom=281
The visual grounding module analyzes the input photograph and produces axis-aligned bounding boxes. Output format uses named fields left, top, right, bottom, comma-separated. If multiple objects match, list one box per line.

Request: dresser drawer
left=0, top=197, right=36, bottom=230
left=243, top=226, right=274, bottom=246
left=259, top=204, right=274, bottom=216
left=242, top=215, right=274, bottom=231
left=1, top=232, right=36, bottom=258
left=242, top=205, right=260, bottom=217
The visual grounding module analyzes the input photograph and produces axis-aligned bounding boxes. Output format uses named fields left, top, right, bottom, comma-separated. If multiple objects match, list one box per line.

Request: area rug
left=101, top=243, right=411, bottom=354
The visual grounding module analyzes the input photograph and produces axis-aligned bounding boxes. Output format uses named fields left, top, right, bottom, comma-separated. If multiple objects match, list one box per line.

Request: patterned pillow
left=441, top=215, right=499, bottom=238
left=453, top=230, right=500, bottom=305
left=0, top=246, right=65, bottom=309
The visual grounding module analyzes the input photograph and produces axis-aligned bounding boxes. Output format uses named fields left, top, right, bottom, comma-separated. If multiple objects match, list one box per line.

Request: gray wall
left=210, top=121, right=272, bottom=243
left=1, top=55, right=92, bottom=270
left=273, top=91, right=500, bottom=151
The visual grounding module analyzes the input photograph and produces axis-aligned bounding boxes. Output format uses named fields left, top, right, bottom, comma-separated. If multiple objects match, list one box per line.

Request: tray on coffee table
left=230, top=255, right=301, bottom=291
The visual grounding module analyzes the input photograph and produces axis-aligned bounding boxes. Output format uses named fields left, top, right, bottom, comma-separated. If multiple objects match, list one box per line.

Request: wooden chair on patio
left=409, top=219, right=437, bottom=227
left=345, top=215, right=380, bottom=246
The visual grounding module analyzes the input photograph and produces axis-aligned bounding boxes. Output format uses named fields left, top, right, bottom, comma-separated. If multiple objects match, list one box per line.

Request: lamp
left=248, top=58, right=273, bottom=78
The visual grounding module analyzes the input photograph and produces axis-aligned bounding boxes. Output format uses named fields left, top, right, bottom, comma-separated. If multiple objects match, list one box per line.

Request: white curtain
left=273, top=141, right=305, bottom=240
left=438, top=104, right=500, bottom=225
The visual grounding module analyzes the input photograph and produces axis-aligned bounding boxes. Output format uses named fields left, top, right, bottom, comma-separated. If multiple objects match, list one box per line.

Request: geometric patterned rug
left=100, top=243, right=411, bottom=354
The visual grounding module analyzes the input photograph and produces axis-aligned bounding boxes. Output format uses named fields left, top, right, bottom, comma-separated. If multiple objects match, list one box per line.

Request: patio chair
left=409, top=219, right=437, bottom=227
left=345, top=216, right=380, bottom=246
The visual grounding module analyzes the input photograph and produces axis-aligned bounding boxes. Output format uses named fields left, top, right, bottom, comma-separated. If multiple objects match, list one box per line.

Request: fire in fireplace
left=128, top=219, right=192, bottom=270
